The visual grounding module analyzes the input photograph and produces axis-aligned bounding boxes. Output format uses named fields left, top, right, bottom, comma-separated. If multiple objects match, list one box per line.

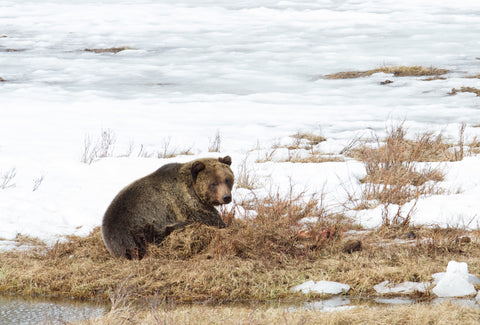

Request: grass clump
left=345, top=125, right=452, bottom=219
left=84, top=47, right=134, bottom=54
left=256, top=131, right=342, bottom=163
left=450, top=87, right=480, bottom=96
left=325, top=65, right=449, bottom=79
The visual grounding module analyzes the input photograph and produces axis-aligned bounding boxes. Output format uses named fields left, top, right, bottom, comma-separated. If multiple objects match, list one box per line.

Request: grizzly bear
left=101, top=156, right=234, bottom=259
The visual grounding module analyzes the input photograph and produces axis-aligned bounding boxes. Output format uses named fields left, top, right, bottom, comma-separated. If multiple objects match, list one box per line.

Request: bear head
left=191, top=156, right=234, bottom=206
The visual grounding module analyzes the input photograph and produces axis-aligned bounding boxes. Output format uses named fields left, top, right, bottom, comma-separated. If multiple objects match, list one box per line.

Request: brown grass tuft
left=84, top=47, right=134, bottom=54
left=450, top=87, right=480, bottom=96
left=346, top=125, right=452, bottom=220
left=290, top=132, right=326, bottom=147
left=325, top=65, right=449, bottom=79
left=256, top=132, right=342, bottom=163
left=464, top=74, right=480, bottom=79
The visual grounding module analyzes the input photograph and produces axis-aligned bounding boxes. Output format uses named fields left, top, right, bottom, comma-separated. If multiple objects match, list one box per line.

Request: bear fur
left=101, top=156, right=234, bottom=259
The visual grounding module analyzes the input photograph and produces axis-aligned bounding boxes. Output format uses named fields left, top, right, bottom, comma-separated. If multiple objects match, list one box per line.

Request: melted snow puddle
left=0, top=296, right=107, bottom=325
left=290, top=296, right=480, bottom=312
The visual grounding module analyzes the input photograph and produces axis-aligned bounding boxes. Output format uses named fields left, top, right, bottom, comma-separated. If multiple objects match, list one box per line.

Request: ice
left=432, top=261, right=478, bottom=297
left=373, top=281, right=430, bottom=294
left=291, top=280, right=350, bottom=295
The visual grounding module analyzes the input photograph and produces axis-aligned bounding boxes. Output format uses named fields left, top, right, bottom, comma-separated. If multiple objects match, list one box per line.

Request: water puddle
left=1, top=294, right=480, bottom=323
left=0, top=296, right=107, bottom=325
left=288, top=295, right=480, bottom=312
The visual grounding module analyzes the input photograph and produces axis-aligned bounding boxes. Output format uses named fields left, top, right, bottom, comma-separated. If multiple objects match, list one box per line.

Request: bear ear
left=218, top=156, right=232, bottom=166
left=191, top=161, right=206, bottom=182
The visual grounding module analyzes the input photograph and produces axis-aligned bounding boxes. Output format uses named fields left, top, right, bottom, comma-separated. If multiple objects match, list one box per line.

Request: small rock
left=343, top=239, right=362, bottom=253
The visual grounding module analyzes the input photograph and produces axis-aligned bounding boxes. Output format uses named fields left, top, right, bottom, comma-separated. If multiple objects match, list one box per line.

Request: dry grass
left=325, top=66, right=449, bottom=79
left=208, top=131, right=222, bottom=152
left=84, top=47, right=134, bottom=54
left=236, top=156, right=260, bottom=189
left=0, top=77, right=6, bottom=82
left=344, top=125, right=458, bottom=220
left=464, top=74, right=480, bottom=79
left=0, top=191, right=351, bottom=303
left=0, top=168, right=16, bottom=189
left=422, top=76, right=447, bottom=81
left=450, top=87, right=480, bottom=96
left=1, top=196, right=479, bottom=306
left=256, top=132, right=342, bottom=163
left=82, top=130, right=193, bottom=163
left=83, top=301, right=480, bottom=325
left=290, top=132, right=326, bottom=147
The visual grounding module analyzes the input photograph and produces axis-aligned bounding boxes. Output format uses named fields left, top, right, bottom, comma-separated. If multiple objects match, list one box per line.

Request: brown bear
left=101, top=156, right=234, bottom=259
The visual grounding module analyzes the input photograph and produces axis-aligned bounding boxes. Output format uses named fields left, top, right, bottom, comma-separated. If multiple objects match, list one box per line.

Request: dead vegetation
left=83, top=301, right=480, bottom=325
left=208, top=131, right=222, bottom=152
left=1, top=190, right=479, bottom=306
left=84, top=47, right=134, bottom=54
left=0, top=168, right=16, bottom=189
left=464, top=74, right=480, bottom=79
left=81, top=129, right=193, bottom=164
left=325, top=65, right=449, bottom=79
left=236, top=156, right=259, bottom=189
left=450, top=87, right=480, bottom=97
left=342, top=124, right=473, bottom=223
left=0, top=77, right=6, bottom=82
left=0, top=191, right=351, bottom=303
left=256, top=131, right=342, bottom=163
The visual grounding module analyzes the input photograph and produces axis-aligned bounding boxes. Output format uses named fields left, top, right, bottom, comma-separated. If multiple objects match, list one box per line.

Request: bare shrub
left=157, top=138, right=193, bottom=159
left=82, top=131, right=193, bottom=163
left=81, top=129, right=116, bottom=164
left=154, top=189, right=348, bottom=262
left=0, top=168, right=16, bottom=189
left=208, top=131, right=221, bottom=152
left=32, top=176, right=44, bottom=192
left=213, top=190, right=348, bottom=261
left=236, top=157, right=260, bottom=190
left=346, top=124, right=450, bottom=225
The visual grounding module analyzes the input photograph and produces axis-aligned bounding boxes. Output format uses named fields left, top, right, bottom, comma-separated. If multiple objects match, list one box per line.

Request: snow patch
left=374, top=281, right=430, bottom=295
left=291, top=280, right=350, bottom=295
left=432, top=261, right=478, bottom=297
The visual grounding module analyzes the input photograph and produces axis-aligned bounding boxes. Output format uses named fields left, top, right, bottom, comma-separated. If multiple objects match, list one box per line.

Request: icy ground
left=1, top=0, right=480, bottom=244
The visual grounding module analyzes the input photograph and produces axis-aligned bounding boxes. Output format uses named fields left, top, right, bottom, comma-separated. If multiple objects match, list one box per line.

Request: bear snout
left=222, top=194, right=232, bottom=204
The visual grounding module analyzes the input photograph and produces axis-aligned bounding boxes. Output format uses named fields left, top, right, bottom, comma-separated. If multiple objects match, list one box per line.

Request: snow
left=1, top=0, right=480, bottom=245
left=291, top=280, right=350, bottom=295
left=432, top=261, right=479, bottom=298
left=373, top=281, right=429, bottom=295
